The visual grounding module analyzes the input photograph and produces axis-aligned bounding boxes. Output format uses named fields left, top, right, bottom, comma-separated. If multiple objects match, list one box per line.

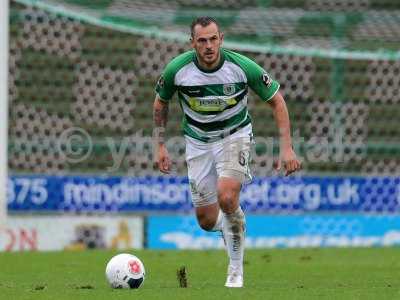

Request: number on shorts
left=238, top=150, right=246, bottom=167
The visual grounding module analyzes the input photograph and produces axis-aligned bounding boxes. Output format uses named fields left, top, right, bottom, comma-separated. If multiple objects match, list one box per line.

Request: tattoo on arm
left=154, top=102, right=169, bottom=127
left=153, top=99, right=169, bottom=144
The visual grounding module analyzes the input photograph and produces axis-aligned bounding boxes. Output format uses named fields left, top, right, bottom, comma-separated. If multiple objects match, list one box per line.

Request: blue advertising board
left=148, top=215, right=400, bottom=249
left=7, top=175, right=400, bottom=213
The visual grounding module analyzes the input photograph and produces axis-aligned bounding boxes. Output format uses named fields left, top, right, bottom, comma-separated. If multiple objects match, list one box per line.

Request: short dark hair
left=190, top=16, right=220, bottom=38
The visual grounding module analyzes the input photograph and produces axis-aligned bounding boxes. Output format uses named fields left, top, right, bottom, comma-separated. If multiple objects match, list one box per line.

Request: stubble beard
left=200, top=49, right=220, bottom=68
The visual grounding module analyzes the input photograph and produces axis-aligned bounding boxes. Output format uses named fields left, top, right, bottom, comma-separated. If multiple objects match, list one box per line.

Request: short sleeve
left=224, top=50, right=280, bottom=102
left=155, top=64, right=177, bottom=101
left=243, top=59, right=280, bottom=102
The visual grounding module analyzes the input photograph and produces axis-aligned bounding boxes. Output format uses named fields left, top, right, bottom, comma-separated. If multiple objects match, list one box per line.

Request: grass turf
left=0, top=248, right=399, bottom=300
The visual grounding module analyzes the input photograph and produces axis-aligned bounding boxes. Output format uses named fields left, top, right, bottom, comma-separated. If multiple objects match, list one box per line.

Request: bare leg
left=194, top=202, right=222, bottom=231
left=218, top=177, right=245, bottom=288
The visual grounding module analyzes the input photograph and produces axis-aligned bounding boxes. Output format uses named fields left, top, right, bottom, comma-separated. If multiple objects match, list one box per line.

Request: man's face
left=191, top=23, right=223, bottom=67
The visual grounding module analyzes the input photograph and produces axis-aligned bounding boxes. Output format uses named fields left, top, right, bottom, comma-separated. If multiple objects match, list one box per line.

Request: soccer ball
left=105, top=253, right=145, bottom=289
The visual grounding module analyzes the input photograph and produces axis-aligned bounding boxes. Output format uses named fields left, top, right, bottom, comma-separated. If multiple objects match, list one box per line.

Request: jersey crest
left=223, top=83, right=236, bottom=96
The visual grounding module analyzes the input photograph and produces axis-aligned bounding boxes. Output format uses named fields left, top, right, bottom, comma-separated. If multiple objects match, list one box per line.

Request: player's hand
left=276, top=147, right=301, bottom=176
left=157, top=144, right=171, bottom=174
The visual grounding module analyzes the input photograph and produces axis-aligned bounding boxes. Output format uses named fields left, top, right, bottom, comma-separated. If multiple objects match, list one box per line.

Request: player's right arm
left=153, top=57, right=178, bottom=174
left=153, top=95, right=171, bottom=173
left=153, top=51, right=193, bottom=173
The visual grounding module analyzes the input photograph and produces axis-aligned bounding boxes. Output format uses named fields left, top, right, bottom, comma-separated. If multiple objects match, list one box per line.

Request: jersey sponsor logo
left=223, top=84, right=236, bottom=96
left=199, top=98, right=225, bottom=106
left=261, top=73, right=272, bottom=88
left=188, top=97, right=237, bottom=112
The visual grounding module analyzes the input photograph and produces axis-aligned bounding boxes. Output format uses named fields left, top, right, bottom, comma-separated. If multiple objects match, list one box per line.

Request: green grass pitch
left=0, top=248, right=399, bottom=299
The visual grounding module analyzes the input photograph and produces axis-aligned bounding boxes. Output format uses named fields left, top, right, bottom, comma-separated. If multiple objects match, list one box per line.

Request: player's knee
left=218, top=190, right=238, bottom=213
left=197, top=216, right=216, bottom=231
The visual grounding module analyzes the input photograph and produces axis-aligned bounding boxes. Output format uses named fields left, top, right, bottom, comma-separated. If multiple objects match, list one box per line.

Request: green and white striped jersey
left=155, top=48, right=280, bottom=142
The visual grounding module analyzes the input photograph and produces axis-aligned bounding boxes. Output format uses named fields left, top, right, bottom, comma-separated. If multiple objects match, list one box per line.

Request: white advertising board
left=0, top=215, right=143, bottom=251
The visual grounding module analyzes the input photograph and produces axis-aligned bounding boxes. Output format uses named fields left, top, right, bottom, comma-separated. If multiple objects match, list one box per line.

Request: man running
left=153, top=16, right=301, bottom=288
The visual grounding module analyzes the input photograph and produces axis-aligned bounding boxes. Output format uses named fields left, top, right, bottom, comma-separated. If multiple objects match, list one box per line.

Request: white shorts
left=185, top=124, right=253, bottom=207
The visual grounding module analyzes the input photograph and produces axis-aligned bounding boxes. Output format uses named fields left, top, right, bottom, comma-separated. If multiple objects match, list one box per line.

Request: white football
left=105, top=253, right=145, bottom=289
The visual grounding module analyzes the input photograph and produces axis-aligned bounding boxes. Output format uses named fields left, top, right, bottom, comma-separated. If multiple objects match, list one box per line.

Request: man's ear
left=220, top=32, right=224, bottom=43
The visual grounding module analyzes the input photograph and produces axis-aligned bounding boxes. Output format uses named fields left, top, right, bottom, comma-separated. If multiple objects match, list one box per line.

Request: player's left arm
left=228, top=50, right=301, bottom=175
left=267, top=91, right=301, bottom=176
